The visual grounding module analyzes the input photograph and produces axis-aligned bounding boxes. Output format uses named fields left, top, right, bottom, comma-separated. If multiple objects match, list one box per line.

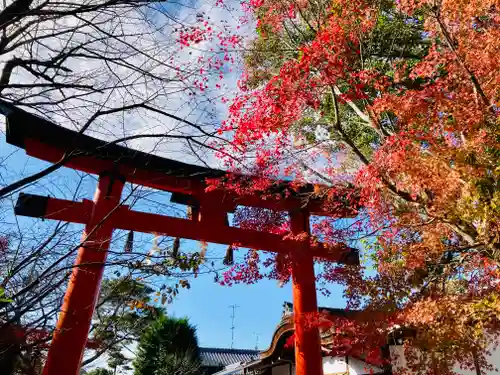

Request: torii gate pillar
left=42, top=175, right=125, bottom=375
left=291, top=210, right=323, bottom=375
left=41, top=185, right=324, bottom=375
left=0, top=102, right=360, bottom=375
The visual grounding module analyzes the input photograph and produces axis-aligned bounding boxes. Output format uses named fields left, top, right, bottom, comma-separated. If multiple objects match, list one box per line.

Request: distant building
left=211, top=302, right=389, bottom=375
left=200, top=347, right=261, bottom=375
left=211, top=302, right=500, bottom=375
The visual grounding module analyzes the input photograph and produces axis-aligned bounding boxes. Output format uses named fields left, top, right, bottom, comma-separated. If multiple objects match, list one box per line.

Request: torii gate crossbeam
left=0, top=102, right=360, bottom=375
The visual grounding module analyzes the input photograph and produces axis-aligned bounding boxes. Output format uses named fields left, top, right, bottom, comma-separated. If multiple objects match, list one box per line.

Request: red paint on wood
left=290, top=210, right=324, bottom=375
left=8, top=120, right=359, bottom=375
left=42, top=175, right=124, bottom=375
left=22, top=139, right=357, bottom=217
left=31, top=195, right=349, bottom=262
left=44, top=198, right=93, bottom=224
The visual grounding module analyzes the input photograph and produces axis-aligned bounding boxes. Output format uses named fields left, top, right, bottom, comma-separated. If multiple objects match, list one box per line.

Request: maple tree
left=0, top=0, right=497, bottom=373
left=215, top=0, right=500, bottom=373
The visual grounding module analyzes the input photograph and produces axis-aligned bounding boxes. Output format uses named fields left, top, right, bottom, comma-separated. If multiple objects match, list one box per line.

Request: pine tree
left=133, top=315, right=200, bottom=375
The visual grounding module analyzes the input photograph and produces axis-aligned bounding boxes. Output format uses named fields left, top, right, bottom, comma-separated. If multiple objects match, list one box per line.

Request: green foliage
left=86, top=368, right=114, bottom=375
left=0, top=286, right=12, bottom=303
left=93, top=279, right=158, bottom=344
left=153, top=351, right=201, bottom=375
left=363, top=6, right=428, bottom=70
left=244, top=0, right=431, bottom=158
left=86, top=278, right=163, bottom=370
left=107, top=348, right=131, bottom=374
left=133, top=315, right=200, bottom=375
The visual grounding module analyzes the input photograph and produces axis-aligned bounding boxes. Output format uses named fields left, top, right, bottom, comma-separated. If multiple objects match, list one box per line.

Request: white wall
left=273, top=345, right=500, bottom=375
left=348, top=357, right=384, bottom=375
left=390, top=344, right=500, bottom=374
left=322, top=356, right=383, bottom=375
left=323, top=356, right=347, bottom=374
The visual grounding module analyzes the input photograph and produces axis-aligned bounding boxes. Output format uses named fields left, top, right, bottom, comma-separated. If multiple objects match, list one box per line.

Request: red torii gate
left=0, top=103, right=359, bottom=375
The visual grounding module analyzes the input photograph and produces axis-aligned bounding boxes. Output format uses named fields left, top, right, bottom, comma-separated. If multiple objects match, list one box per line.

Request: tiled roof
left=200, top=347, right=260, bottom=368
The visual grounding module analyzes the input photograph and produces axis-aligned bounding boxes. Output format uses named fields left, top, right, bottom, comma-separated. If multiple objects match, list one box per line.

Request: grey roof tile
left=200, top=347, right=260, bottom=367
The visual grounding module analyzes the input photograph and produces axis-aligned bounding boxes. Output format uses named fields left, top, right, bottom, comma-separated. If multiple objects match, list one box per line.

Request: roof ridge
left=283, top=301, right=359, bottom=313
left=200, top=347, right=260, bottom=352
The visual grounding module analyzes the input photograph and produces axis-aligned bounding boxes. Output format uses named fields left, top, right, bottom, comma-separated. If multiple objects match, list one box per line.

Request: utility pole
left=229, top=304, right=239, bottom=349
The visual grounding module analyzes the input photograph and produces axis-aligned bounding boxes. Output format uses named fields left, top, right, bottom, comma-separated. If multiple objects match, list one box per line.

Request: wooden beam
left=14, top=194, right=357, bottom=263
left=21, top=140, right=358, bottom=217
left=15, top=192, right=93, bottom=224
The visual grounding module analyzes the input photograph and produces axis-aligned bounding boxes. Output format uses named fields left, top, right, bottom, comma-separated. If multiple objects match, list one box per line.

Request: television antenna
left=229, top=304, right=239, bottom=349
left=253, top=332, right=260, bottom=350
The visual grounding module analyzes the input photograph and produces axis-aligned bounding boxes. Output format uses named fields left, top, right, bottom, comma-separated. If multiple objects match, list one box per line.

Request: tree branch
left=434, top=11, right=490, bottom=108
left=330, top=87, right=418, bottom=203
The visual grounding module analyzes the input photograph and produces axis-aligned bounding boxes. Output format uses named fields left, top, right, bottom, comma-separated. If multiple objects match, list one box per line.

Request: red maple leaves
left=213, top=0, right=500, bottom=372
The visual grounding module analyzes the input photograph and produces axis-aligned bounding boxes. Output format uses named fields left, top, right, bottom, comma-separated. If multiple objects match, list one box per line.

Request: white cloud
left=1, top=0, right=253, bottom=169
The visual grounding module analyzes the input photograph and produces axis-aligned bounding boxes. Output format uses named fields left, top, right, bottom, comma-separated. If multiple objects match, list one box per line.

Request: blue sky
left=0, top=0, right=357, bottom=357
left=168, top=266, right=347, bottom=350
left=0, top=135, right=348, bottom=352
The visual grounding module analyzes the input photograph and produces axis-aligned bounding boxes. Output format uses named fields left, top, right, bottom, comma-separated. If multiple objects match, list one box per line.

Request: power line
left=229, top=304, right=239, bottom=349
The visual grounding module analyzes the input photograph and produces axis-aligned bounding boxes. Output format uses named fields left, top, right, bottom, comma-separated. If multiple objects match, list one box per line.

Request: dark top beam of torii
left=0, top=101, right=361, bottom=375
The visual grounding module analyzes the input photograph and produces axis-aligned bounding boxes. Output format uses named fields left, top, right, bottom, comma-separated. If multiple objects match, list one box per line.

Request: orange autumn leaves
left=215, top=0, right=500, bottom=372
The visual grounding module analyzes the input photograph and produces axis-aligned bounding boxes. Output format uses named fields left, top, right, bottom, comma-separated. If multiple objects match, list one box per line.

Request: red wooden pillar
left=290, top=210, right=323, bottom=375
left=43, top=174, right=124, bottom=375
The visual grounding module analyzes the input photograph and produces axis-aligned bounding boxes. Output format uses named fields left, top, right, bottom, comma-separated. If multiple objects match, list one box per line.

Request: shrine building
left=209, top=302, right=391, bottom=375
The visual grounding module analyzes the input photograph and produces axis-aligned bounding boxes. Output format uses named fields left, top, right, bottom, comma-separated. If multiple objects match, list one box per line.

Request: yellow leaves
left=179, top=279, right=190, bottom=289
left=490, top=190, right=500, bottom=212
left=471, top=294, right=500, bottom=318
left=128, top=299, right=146, bottom=310
left=403, top=292, right=500, bottom=358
